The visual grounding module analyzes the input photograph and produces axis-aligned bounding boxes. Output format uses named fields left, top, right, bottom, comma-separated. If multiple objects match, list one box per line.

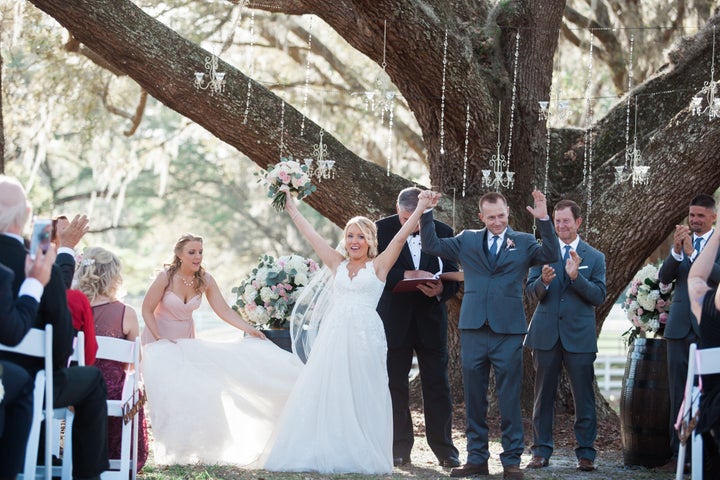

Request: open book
left=391, top=272, right=458, bottom=293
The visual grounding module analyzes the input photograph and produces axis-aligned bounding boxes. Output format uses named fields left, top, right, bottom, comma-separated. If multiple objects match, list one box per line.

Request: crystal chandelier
left=304, top=130, right=335, bottom=181
left=194, top=55, right=226, bottom=95
left=482, top=102, right=515, bottom=190
left=538, top=99, right=570, bottom=122
left=615, top=98, right=650, bottom=186
left=690, top=26, right=719, bottom=120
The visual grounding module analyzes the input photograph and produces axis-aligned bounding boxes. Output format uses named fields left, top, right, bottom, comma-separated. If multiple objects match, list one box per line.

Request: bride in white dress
left=141, top=193, right=428, bottom=473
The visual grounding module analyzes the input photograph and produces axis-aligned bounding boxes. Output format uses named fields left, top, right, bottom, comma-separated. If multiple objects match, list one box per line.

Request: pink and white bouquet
left=259, top=157, right=316, bottom=211
left=232, top=254, right=320, bottom=329
left=621, top=262, right=675, bottom=345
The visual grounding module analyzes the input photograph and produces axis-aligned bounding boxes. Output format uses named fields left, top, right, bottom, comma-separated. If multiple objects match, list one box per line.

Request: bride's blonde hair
left=342, top=216, right=378, bottom=258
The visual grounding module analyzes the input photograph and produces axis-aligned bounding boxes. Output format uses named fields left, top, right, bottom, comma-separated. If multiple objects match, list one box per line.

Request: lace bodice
left=331, top=260, right=385, bottom=308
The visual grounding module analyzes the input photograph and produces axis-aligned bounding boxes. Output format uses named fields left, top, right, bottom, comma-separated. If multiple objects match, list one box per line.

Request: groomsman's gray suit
left=524, top=238, right=606, bottom=463
left=420, top=212, right=557, bottom=468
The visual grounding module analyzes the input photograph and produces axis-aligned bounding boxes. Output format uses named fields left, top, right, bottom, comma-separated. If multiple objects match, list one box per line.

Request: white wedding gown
left=141, top=260, right=393, bottom=474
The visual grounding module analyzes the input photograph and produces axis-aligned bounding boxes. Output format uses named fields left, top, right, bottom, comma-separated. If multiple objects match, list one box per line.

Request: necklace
left=179, top=275, right=195, bottom=288
left=347, top=263, right=364, bottom=279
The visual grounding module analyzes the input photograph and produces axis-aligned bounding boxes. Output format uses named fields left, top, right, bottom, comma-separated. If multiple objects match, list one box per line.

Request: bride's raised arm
left=373, top=191, right=437, bottom=281
left=285, top=194, right=345, bottom=272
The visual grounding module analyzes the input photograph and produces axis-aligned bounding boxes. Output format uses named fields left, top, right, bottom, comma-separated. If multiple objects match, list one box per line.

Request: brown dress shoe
left=449, top=462, right=489, bottom=477
left=524, top=455, right=549, bottom=469
left=656, top=459, right=689, bottom=474
left=503, top=465, right=524, bottom=479
left=576, top=458, right=596, bottom=471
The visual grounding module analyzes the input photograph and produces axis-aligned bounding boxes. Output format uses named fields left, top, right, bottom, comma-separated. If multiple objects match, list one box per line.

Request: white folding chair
left=95, top=335, right=141, bottom=480
left=0, top=325, right=54, bottom=480
left=0, top=326, right=85, bottom=480
left=53, top=331, right=85, bottom=480
left=676, top=343, right=720, bottom=480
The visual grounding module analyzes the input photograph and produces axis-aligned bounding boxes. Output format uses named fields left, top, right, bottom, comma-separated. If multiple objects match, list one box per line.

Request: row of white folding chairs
left=675, top=343, right=720, bottom=480
left=0, top=326, right=141, bottom=480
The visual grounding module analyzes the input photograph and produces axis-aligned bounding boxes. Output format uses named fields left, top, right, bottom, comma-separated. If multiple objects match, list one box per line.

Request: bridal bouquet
left=258, top=157, right=316, bottom=211
left=621, top=262, right=675, bottom=345
left=232, top=254, right=319, bottom=329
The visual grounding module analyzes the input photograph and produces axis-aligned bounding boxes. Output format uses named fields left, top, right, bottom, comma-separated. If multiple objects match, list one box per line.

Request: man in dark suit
left=0, top=175, right=108, bottom=480
left=658, top=193, right=720, bottom=472
left=419, top=189, right=558, bottom=480
left=524, top=199, right=606, bottom=472
left=376, top=187, right=460, bottom=468
left=1, top=249, right=55, bottom=480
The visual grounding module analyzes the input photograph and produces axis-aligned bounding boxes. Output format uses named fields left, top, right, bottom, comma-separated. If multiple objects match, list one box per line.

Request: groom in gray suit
left=418, top=189, right=558, bottom=480
left=524, top=199, right=606, bottom=472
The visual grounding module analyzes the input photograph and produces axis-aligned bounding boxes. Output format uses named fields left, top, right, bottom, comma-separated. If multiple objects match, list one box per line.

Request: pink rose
left=656, top=299, right=667, bottom=308
left=278, top=171, right=291, bottom=183
left=659, top=312, right=669, bottom=324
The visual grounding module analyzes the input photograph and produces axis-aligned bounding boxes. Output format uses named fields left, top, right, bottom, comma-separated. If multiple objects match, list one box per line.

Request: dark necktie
left=490, top=235, right=500, bottom=256
left=694, top=236, right=703, bottom=254
left=562, top=245, right=571, bottom=279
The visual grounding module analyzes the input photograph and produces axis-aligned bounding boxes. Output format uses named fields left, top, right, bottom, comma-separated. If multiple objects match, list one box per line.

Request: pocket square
left=578, top=266, right=589, bottom=270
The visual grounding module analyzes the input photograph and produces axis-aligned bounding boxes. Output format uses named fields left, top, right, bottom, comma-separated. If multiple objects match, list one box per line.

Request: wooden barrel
left=263, top=328, right=292, bottom=352
left=620, top=337, right=673, bottom=467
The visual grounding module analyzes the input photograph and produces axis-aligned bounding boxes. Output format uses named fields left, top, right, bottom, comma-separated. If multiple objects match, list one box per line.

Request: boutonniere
left=505, top=238, right=516, bottom=250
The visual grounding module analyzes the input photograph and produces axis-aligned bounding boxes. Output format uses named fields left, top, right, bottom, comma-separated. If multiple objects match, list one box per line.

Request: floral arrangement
left=621, top=262, right=675, bottom=345
left=258, top=156, right=316, bottom=211
left=232, top=254, right=319, bottom=329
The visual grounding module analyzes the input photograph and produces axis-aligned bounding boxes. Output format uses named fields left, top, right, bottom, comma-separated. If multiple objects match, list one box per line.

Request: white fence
left=594, top=354, right=627, bottom=396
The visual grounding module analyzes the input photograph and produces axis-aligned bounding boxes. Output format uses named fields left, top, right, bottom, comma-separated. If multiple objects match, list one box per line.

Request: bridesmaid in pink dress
left=74, top=246, right=149, bottom=471
left=140, top=233, right=266, bottom=344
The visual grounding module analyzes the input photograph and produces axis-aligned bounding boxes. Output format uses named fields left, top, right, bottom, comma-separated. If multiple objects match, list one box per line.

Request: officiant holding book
left=376, top=186, right=461, bottom=468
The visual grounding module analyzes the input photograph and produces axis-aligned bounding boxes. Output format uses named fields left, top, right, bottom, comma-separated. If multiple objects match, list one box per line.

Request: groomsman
left=418, top=189, right=558, bottom=480
left=524, top=199, right=606, bottom=472
left=658, top=193, right=720, bottom=472
left=376, top=187, right=460, bottom=468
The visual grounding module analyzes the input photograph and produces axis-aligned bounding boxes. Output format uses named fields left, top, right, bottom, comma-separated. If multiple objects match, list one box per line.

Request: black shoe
left=439, top=456, right=461, bottom=468
left=393, top=456, right=411, bottom=466
left=450, top=462, right=489, bottom=477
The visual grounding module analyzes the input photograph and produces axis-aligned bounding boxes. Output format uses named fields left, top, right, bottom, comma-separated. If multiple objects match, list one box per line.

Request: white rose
left=294, top=272, right=309, bottom=286
left=260, top=287, right=276, bottom=303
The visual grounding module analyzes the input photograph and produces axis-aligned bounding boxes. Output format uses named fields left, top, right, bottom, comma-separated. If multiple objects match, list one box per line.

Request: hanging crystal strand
left=582, top=33, right=594, bottom=234
left=625, top=35, right=634, bottom=169
left=439, top=28, right=449, bottom=155
left=279, top=100, right=286, bottom=159
left=386, top=101, right=395, bottom=176
left=300, top=16, right=314, bottom=136
left=506, top=31, right=520, bottom=173
left=242, top=10, right=256, bottom=124
left=543, top=119, right=551, bottom=195
left=462, top=101, right=470, bottom=197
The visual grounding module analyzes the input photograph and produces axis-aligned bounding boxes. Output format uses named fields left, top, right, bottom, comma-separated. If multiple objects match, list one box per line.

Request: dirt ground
left=142, top=405, right=680, bottom=479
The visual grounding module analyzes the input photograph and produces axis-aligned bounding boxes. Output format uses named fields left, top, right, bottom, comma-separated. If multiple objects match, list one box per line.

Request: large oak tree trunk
left=24, top=0, right=720, bottom=420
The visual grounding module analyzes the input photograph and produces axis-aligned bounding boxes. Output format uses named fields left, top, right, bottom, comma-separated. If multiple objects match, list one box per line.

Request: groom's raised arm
left=419, top=211, right=461, bottom=263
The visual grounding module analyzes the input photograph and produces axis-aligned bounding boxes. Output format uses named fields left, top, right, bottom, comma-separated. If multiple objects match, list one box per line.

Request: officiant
left=376, top=186, right=461, bottom=468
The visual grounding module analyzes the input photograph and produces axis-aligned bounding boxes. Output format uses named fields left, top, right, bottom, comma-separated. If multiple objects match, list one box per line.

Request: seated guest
left=66, top=289, right=98, bottom=366
left=687, top=222, right=720, bottom=476
left=75, top=246, right=148, bottom=471
left=0, top=175, right=108, bottom=480
left=0, top=247, right=55, bottom=479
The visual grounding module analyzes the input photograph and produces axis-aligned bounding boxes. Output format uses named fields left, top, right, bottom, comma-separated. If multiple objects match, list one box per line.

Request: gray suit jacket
left=420, top=212, right=558, bottom=334
left=524, top=239, right=606, bottom=353
left=659, top=243, right=720, bottom=339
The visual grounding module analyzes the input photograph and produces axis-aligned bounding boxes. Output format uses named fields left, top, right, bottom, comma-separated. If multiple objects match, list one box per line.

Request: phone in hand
left=29, top=218, right=52, bottom=260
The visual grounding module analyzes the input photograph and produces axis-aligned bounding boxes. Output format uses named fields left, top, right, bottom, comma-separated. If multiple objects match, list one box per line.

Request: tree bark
left=25, top=0, right=720, bottom=419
